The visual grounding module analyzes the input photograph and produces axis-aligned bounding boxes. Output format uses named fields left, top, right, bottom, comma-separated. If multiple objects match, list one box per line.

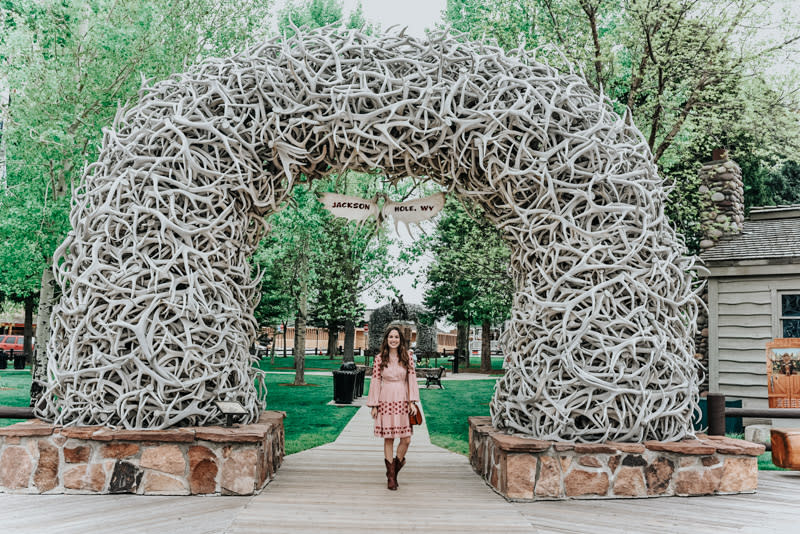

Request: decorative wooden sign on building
left=766, top=338, right=800, bottom=408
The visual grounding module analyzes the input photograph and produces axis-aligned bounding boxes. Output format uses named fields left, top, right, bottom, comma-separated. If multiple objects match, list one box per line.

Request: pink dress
left=367, top=353, right=420, bottom=438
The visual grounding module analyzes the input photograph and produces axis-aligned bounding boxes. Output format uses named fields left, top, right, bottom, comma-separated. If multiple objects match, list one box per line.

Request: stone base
left=0, top=411, right=285, bottom=495
left=469, top=417, right=765, bottom=501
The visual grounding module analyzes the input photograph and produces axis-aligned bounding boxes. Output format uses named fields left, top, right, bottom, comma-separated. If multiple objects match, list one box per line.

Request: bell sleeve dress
left=367, top=353, right=420, bottom=438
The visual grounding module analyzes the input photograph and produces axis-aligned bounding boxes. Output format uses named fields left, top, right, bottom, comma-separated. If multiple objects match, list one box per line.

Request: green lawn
left=0, top=369, right=32, bottom=427
left=419, top=379, right=497, bottom=455
left=257, top=353, right=362, bottom=373
left=263, top=373, right=358, bottom=454
left=0, top=369, right=357, bottom=455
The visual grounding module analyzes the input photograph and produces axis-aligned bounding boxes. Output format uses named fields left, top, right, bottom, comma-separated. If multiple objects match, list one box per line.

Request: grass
left=1, top=368, right=357, bottom=455
left=419, top=379, right=497, bottom=455
left=262, top=373, right=357, bottom=455
left=257, top=353, right=359, bottom=373
left=0, top=369, right=33, bottom=426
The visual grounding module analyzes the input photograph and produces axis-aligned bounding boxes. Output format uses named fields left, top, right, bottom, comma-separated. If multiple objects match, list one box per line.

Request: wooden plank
left=717, top=361, right=769, bottom=374
left=719, top=338, right=771, bottom=351
left=709, top=263, right=800, bottom=277
left=718, top=291, right=772, bottom=305
left=717, top=302, right=772, bottom=315
left=3, top=405, right=800, bottom=533
left=718, top=372, right=770, bottom=386
left=716, top=350, right=768, bottom=363
left=718, top=277, right=800, bottom=293
left=226, top=407, right=534, bottom=534
left=719, top=383, right=768, bottom=399
left=718, top=314, right=773, bottom=327
left=718, top=325, right=773, bottom=339
left=513, top=472, right=800, bottom=533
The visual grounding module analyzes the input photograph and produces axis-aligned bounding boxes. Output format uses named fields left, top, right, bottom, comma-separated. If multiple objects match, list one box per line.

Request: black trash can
left=332, top=363, right=358, bottom=404
left=0, top=350, right=7, bottom=370
left=13, top=350, right=26, bottom=370
left=354, top=366, right=365, bottom=397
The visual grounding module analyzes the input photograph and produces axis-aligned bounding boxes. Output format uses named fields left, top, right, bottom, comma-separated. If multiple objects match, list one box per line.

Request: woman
left=367, top=326, right=420, bottom=490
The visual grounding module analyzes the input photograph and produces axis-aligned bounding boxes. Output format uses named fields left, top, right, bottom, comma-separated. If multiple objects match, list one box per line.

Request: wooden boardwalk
left=1, top=406, right=798, bottom=533
left=226, top=406, right=532, bottom=534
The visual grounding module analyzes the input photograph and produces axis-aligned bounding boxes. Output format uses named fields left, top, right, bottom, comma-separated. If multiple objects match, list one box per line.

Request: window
left=781, top=294, right=800, bottom=338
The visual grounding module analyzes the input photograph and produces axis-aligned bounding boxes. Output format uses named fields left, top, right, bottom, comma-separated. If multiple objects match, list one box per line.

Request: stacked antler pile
left=39, top=26, right=701, bottom=439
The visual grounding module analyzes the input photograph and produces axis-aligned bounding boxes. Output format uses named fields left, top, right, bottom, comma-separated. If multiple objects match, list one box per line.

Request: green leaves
left=422, top=197, right=512, bottom=326
left=0, top=0, right=274, bottom=304
left=442, top=0, right=800, bottom=252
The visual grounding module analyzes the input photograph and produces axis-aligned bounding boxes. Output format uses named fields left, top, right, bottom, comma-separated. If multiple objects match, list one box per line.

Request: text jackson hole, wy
left=329, top=202, right=437, bottom=212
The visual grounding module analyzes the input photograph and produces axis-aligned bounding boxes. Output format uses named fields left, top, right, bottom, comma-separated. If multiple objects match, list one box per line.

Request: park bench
left=423, top=366, right=445, bottom=389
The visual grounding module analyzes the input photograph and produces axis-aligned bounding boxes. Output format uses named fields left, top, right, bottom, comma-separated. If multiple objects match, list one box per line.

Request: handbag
left=407, top=361, right=422, bottom=425
left=409, top=406, right=422, bottom=426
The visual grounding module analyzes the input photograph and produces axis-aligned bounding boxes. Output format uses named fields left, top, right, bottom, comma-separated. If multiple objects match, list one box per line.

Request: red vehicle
left=0, top=335, right=31, bottom=352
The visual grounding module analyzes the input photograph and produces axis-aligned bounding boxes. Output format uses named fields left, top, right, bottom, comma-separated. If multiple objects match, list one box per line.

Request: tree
left=255, top=184, right=328, bottom=385
left=442, top=0, right=800, bottom=249
left=310, top=172, right=397, bottom=362
left=0, top=0, right=274, bottom=400
left=278, top=0, right=375, bottom=36
left=423, top=197, right=513, bottom=372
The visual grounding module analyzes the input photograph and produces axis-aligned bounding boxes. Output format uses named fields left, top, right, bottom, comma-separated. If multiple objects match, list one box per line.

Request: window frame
left=779, top=291, right=800, bottom=338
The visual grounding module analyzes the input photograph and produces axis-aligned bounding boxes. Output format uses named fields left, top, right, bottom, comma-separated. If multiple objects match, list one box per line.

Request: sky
left=339, top=0, right=447, bottom=37
left=273, top=0, right=448, bottom=39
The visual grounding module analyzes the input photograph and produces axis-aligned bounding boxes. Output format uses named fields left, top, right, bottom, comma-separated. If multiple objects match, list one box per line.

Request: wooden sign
left=317, top=193, right=379, bottom=224
left=766, top=338, right=800, bottom=408
left=318, top=192, right=444, bottom=231
left=382, top=193, right=445, bottom=231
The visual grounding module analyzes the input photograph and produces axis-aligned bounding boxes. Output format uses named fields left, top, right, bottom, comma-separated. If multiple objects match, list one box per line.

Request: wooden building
left=702, top=205, right=800, bottom=408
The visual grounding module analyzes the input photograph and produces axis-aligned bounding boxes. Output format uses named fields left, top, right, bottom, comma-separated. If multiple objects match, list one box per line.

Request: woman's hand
left=371, top=407, right=378, bottom=419
left=409, top=403, right=418, bottom=416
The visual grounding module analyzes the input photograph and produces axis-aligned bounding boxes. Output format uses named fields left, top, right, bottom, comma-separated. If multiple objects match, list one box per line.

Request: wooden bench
left=421, top=366, right=445, bottom=389
left=770, top=428, right=800, bottom=469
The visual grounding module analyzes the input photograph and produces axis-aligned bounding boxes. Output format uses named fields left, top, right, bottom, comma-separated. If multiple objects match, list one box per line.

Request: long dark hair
left=378, top=326, right=410, bottom=371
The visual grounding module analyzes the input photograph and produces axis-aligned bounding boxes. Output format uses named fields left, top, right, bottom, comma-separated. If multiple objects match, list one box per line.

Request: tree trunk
left=293, top=316, right=306, bottom=385
left=342, top=319, right=355, bottom=363
left=293, top=275, right=308, bottom=386
left=23, top=295, right=34, bottom=365
left=480, top=319, right=492, bottom=373
left=282, top=322, right=288, bottom=358
left=30, top=261, right=56, bottom=405
left=327, top=320, right=338, bottom=359
left=456, top=321, right=469, bottom=365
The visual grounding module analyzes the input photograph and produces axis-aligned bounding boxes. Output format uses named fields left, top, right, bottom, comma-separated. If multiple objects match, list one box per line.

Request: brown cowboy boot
left=393, top=456, right=406, bottom=487
left=385, top=458, right=397, bottom=490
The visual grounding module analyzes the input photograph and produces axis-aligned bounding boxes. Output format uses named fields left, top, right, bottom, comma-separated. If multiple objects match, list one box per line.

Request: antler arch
left=38, top=27, right=701, bottom=441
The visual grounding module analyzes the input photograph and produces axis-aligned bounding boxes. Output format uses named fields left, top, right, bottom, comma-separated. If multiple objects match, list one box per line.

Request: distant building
left=702, top=204, right=800, bottom=408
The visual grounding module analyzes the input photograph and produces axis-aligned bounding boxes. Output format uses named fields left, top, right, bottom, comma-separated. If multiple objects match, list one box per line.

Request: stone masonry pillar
left=696, top=150, right=745, bottom=392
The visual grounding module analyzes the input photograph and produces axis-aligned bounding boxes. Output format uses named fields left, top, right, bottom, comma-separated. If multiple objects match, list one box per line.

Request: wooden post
left=707, top=393, right=726, bottom=436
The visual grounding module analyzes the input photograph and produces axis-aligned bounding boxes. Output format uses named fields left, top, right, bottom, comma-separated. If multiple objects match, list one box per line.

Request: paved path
left=2, top=405, right=798, bottom=533
left=226, top=406, right=533, bottom=533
